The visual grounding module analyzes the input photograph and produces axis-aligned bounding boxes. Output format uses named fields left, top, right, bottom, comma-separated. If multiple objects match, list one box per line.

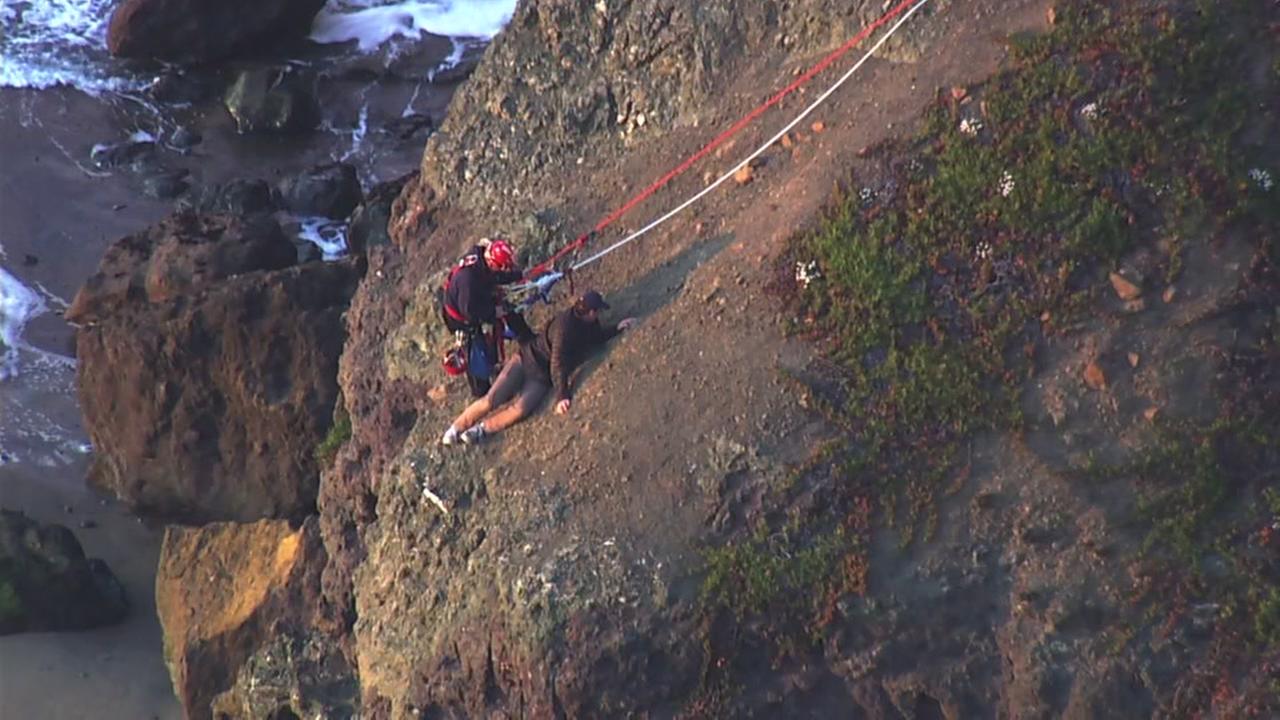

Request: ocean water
left=0, top=0, right=515, bottom=92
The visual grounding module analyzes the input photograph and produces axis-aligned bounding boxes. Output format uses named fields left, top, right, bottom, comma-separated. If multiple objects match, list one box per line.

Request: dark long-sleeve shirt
left=443, top=245, right=532, bottom=340
left=444, top=245, right=523, bottom=325
left=522, top=308, right=620, bottom=401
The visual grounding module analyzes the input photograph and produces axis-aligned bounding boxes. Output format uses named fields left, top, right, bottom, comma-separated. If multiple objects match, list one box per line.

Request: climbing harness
left=512, top=0, right=933, bottom=305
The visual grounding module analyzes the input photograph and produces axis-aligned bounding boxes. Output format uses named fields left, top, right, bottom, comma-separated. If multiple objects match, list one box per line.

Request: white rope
left=565, top=0, right=933, bottom=274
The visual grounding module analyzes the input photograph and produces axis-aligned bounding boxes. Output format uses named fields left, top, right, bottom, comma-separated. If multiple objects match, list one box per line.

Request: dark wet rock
left=140, top=170, right=190, bottom=200
left=297, top=241, right=324, bottom=265
left=383, top=113, right=434, bottom=141
left=0, top=510, right=128, bottom=634
left=68, top=211, right=360, bottom=523
left=157, top=519, right=331, bottom=720
left=146, top=70, right=221, bottom=104
left=168, top=126, right=202, bottom=151
left=346, top=172, right=415, bottom=255
left=188, top=178, right=279, bottom=216
left=90, top=140, right=155, bottom=170
left=224, top=68, right=321, bottom=135
left=107, top=0, right=327, bottom=63
left=280, top=163, right=363, bottom=220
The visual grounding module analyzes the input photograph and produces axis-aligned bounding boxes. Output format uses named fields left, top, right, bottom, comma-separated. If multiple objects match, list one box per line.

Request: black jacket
left=522, top=308, right=620, bottom=401
left=444, top=245, right=523, bottom=326
left=443, top=245, right=532, bottom=341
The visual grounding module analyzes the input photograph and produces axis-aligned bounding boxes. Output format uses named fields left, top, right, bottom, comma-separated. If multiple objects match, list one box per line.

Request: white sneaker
left=460, top=424, right=487, bottom=445
left=441, top=426, right=460, bottom=446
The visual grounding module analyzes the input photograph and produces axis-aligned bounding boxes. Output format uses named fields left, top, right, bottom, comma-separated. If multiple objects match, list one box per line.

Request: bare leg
left=476, top=378, right=549, bottom=434
left=451, top=356, right=524, bottom=431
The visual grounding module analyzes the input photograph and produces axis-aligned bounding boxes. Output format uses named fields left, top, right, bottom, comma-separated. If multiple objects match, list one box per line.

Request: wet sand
left=0, top=86, right=181, bottom=719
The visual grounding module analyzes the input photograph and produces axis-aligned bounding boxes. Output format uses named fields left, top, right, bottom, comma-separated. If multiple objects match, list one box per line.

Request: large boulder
left=280, top=163, right=363, bottom=220
left=0, top=510, right=128, bottom=634
left=224, top=68, right=321, bottom=135
left=71, top=212, right=361, bottom=523
left=107, top=0, right=327, bottom=63
left=156, top=519, right=332, bottom=720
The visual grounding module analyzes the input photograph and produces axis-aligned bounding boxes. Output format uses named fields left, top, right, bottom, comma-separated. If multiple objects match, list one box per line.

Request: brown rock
left=733, top=164, right=754, bottom=185
left=1109, top=272, right=1142, bottom=301
left=1084, top=360, right=1107, bottom=390
left=108, top=0, right=326, bottom=63
left=1144, top=407, right=1160, bottom=422
left=427, top=384, right=449, bottom=403
left=811, top=121, right=825, bottom=133
left=157, top=519, right=326, bottom=720
left=780, top=133, right=794, bottom=149
left=1047, top=6, right=1057, bottom=26
left=73, top=213, right=360, bottom=523
left=1162, top=286, right=1177, bottom=303
left=1127, top=352, right=1140, bottom=368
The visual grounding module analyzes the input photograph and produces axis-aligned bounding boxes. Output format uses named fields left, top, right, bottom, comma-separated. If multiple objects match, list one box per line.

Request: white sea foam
left=298, top=218, right=350, bottom=260
left=311, top=0, right=516, bottom=51
left=0, top=264, right=48, bottom=381
left=0, top=0, right=143, bottom=92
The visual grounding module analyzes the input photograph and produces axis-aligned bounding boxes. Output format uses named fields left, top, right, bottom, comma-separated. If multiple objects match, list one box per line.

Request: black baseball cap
left=578, top=290, right=610, bottom=311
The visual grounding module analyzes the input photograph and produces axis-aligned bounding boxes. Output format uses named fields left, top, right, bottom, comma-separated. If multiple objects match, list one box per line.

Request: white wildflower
left=998, top=171, right=1016, bottom=198
left=795, top=260, right=821, bottom=288
left=1249, top=168, right=1274, bottom=192
left=1080, top=102, right=1100, bottom=120
left=975, top=241, right=993, bottom=260
left=959, top=117, right=984, bottom=137
left=859, top=187, right=875, bottom=205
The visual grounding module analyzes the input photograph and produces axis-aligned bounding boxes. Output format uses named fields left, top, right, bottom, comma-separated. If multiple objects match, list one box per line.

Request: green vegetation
left=314, top=406, right=352, bottom=465
left=698, top=0, right=1278, bottom=669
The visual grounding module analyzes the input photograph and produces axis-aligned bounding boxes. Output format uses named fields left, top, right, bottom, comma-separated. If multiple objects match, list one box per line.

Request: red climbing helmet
left=441, top=346, right=467, bottom=376
left=483, top=238, right=517, bottom=273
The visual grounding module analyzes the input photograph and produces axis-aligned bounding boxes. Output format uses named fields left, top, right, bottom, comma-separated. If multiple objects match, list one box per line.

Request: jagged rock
left=347, top=172, right=416, bottom=255
left=0, top=510, right=128, bottom=634
left=156, top=519, right=328, bottom=720
left=107, top=0, right=326, bottom=63
left=211, top=632, right=359, bottom=720
left=224, top=68, right=321, bottom=135
left=280, top=163, right=363, bottom=220
left=140, top=169, right=190, bottom=200
left=70, top=212, right=360, bottom=523
left=66, top=212, right=296, bottom=321
left=1109, top=271, right=1142, bottom=301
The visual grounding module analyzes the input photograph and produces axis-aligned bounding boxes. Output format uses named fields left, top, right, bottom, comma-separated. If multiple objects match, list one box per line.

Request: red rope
left=526, top=0, right=922, bottom=280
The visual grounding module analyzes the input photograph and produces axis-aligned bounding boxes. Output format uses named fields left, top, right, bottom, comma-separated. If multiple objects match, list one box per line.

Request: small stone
left=1127, top=352, right=1140, bottom=368
left=1047, top=6, right=1057, bottom=25
left=1162, top=286, right=1177, bottom=303
left=1040, top=310, right=1051, bottom=323
left=427, top=384, right=448, bottom=403
left=1109, top=272, right=1142, bottom=301
left=22, top=254, right=38, bottom=267
left=64, top=505, right=74, bottom=514
left=1144, top=407, right=1160, bottom=422
left=79, top=520, right=98, bottom=530
left=780, top=133, right=794, bottom=149
left=733, top=164, right=754, bottom=185
left=1123, top=299, right=1147, bottom=314
left=811, top=121, right=825, bottom=133
left=1084, top=360, right=1107, bottom=391
left=702, top=170, right=715, bottom=185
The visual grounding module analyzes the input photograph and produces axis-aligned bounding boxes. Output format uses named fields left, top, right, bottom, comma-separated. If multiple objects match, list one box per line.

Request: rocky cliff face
left=422, top=0, right=923, bottom=226
left=71, top=212, right=360, bottom=524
